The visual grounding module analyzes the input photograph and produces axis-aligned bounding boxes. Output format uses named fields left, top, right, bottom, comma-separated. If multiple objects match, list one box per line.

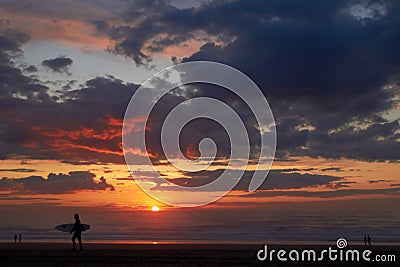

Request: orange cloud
left=48, top=139, right=123, bottom=156
left=34, top=124, right=121, bottom=141
left=0, top=9, right=113, bottom=51
left=185, top=143, right=200, bottom=160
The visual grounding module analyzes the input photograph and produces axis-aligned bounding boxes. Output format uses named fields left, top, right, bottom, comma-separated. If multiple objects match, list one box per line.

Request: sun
left=151, top=206, right=160, bottom=212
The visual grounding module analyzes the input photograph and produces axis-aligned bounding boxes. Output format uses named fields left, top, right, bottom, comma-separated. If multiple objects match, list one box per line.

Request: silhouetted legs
left=72, top=232, right=83, bottom=251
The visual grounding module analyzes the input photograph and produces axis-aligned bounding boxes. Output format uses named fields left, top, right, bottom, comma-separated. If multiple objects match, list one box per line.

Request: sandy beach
left=0, top=242, right=398, bottom=266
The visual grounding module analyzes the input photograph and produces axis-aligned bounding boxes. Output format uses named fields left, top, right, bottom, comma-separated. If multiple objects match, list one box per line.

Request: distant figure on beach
left=70, top=213, right=83, bottom=251
left=364, top=235, right=367, bottom=246
left=367, top=235, right=371, bottom=245
left=19, top=234, right=21, bottom=243
left=14, top=234, right=17, bottom=243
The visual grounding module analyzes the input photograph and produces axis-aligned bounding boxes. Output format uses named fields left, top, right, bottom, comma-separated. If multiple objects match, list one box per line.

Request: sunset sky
left=0, top=0, right=399, bottom=242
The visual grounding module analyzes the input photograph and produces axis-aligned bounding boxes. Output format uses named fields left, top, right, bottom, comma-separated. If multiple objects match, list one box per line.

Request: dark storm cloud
left=0, top=31, right=54, bottom=162
left=0, top=29, right=139, bottom=164
left=368, top=179, right=393, bottom=184
left=272, top=167, right=317, bottom=172
left=0, top=171, right=114, bottom=194
left=0, top=28, right=145, bottom=164
left=2, top=29, right=30, bottom=44
left=148, top=169, right=343, bottom=191
left=93, top=0, right=201, bottom=65
left=1, top=1, right=399, bottom=166
left=90, top=20, right=109, bottom=33
left=221, top=1, right=399, bottom=160
left=60, top=160, right=103, bottom=166
left=238, top=187, right=400, bottom=199
left=104, top=0, right=350, bottom=65
left=23, top=65, right=38, bottom=73
left=0, top=35, right=19, bottom=52
left=41, top=56, right=73, bottom=73
left=329, top=181, right=356, bottom=189
left=0, top=168, right=37, bottom=173
left=295, top=120, right=400, bottom=161
left=96, top=0, right=400, bottom=161
left=320, top=167, right=343, bottom=172
left=0, top=27, right=139, bottom=164
left=0, top=76, right=139, bottom=164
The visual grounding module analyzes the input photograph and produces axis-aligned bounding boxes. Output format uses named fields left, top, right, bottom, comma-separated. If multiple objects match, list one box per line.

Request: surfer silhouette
left=70, top=213, right=83, bottom=251
left=14, top=234, right=17, bottom=243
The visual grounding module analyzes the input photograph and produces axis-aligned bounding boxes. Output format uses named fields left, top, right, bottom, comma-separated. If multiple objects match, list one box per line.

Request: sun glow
left=151, top=206, right=160, bottom=212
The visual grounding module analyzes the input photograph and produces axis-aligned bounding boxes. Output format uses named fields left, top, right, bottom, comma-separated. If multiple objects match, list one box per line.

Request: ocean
left=1, top=199, right=399, bottom=244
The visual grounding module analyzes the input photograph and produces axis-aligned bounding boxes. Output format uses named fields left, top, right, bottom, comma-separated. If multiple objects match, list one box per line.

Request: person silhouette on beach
left=19, top=234, right=21, bottom=243
left=14, top=234, right=17, bottom=243
left=364, top=235, right=367, bottom=246
left=367, top=235, right=371, bottom=245
left=70, top=213, right=83, bottom=251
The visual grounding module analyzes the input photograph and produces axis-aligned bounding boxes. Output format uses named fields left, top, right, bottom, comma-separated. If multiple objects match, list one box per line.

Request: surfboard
left=55, top=223, right=90, bottom=233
